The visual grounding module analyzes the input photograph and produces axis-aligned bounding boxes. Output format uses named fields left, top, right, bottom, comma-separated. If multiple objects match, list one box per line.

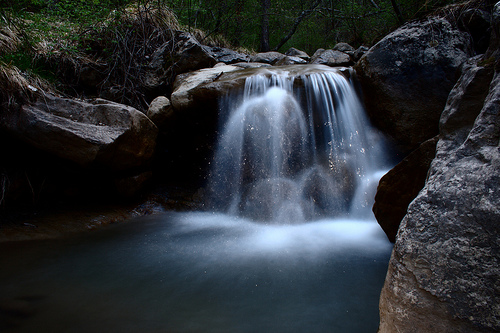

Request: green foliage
left=160, top=0, right=461, bottom=53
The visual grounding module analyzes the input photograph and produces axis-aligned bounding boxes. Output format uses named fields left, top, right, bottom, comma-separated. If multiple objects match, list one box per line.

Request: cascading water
left=208, top=67, right=389, bottom=223
left=0, top=66, right=395, bottom=333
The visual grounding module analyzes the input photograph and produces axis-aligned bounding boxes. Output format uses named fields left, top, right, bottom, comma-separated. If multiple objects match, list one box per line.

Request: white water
left=208, top=67, right=390, bottom=223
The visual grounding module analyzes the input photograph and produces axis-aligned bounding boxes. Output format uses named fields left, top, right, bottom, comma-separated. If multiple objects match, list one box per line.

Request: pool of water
left=0, top=212, right=392, bottom=333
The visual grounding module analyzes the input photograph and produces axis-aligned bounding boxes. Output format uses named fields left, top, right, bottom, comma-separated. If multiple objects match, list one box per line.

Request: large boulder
left=355, top=17, right=472, bottom=154
left=170, top=64, right=243, bottom=112
left=378, top=53, right=499, bottom=332
left=0, top=94, right=158, bottom=170
left=170, top=64, right=350, bottom=113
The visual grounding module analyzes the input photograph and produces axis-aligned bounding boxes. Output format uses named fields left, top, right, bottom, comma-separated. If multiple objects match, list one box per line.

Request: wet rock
left=232, top=62, right=272, bottom=69
left=373, top=136, right=438, bottom=243
left=170, top=65, right=242, bottom=112
left=355, top=17, right=472, bottom=154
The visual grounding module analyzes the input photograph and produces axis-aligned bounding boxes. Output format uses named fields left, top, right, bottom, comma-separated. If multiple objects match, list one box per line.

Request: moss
left=478, top=56, right=496, bottom=68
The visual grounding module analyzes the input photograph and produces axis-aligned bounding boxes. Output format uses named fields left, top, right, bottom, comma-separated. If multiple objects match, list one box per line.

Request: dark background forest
left=2, top=0, right=459, bottom=55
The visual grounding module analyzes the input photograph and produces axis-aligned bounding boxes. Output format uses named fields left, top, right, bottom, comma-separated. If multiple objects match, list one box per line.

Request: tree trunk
left=260, top=0, right=270, bottom=52
left=390, top=0, right=405, bottom=25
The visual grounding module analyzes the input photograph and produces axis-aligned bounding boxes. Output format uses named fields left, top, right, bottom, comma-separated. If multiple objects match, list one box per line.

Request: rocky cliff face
left=379, top=54, right=499, bottom=333
left=377, top=2, right=500, bottom=329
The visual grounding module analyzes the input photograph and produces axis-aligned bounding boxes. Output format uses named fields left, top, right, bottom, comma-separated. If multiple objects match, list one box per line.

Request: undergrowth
left=0, top=1, right=195, bottom=110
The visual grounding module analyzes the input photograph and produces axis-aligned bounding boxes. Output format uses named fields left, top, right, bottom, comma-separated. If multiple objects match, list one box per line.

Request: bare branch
left=272, top=0, right=323, bottom=52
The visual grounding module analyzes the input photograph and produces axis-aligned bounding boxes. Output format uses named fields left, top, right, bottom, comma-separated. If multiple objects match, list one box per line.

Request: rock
left=440, top=55, right=495, bottom=148
left=275, top=55, right=308, bottom=66
left=166, top=31, right=218, bottom=74
left=146, top=96, right=173, bottom=130
left=79, top=65, right=106, bottom=90
left=355, top=17, right=472, bottom=154
left=373, top=136, right=438, bottom=243
left=333, top=42, right=355, bottom=53
left=170, top=65, right=242, bottom=112
left=114, top=171, right=153, bottom=197
left=0, top=94, right=158, bottom=170
left=202, top=46, right=250, bottom=64
left=249, top=51, right=286, bottom=65
left=310, top=49, right=352, bottom=67
left=232, top=62, right=272, bottom=69
left=285, top=47, right=310, bottom=61
left=459, top=8, right=492, bottom=53
left=170, top=63, right=346, bottom=112
left=353, top=45, right=369, bottom=61
left=378, top=55, right=500, bottom=332
left=144, top=31, right=218, bottom=95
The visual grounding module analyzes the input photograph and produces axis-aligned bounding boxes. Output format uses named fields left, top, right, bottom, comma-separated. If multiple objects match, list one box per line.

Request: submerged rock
left=355, top=16, right=472, bottom=154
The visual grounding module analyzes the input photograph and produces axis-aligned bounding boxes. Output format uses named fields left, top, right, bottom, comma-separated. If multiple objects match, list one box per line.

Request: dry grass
left=73, top=4, right=184, bottom=109
left=0, top=63, right=52, bottom=106
left=431, top=0, right=493, bottom=26
left=0, top=26, right=20, bottom=56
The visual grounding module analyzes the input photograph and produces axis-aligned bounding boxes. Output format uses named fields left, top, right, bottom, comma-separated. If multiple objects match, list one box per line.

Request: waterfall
left=208, top=67, right=389, bottom=223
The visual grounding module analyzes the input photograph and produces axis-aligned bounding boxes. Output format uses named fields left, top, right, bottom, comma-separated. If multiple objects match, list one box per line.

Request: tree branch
left=272, top=0, right=322, bottom=52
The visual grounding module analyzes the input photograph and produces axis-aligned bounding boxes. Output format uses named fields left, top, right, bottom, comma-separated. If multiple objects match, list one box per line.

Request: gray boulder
left=275, top=55, right=308, bottom=65
left=0, top=94, right=158, bottom=170
left=333, top=42, right=355, bottom=54
left=203, top=46, right=250, bottom=64
left=170, top=64, right=243, bottom=112
left=285, top=47, right=310, bottom=61
left=249, top=51, right=286, bottom=65
left=378, top=54, right=500, bottom=332
left=355, top=17, right=472, bottom=154
left=310, top=48, right=352, bottom=67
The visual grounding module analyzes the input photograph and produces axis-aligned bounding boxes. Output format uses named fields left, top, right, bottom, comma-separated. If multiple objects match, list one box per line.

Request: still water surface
left=0, top=212, right=392, bottom=333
